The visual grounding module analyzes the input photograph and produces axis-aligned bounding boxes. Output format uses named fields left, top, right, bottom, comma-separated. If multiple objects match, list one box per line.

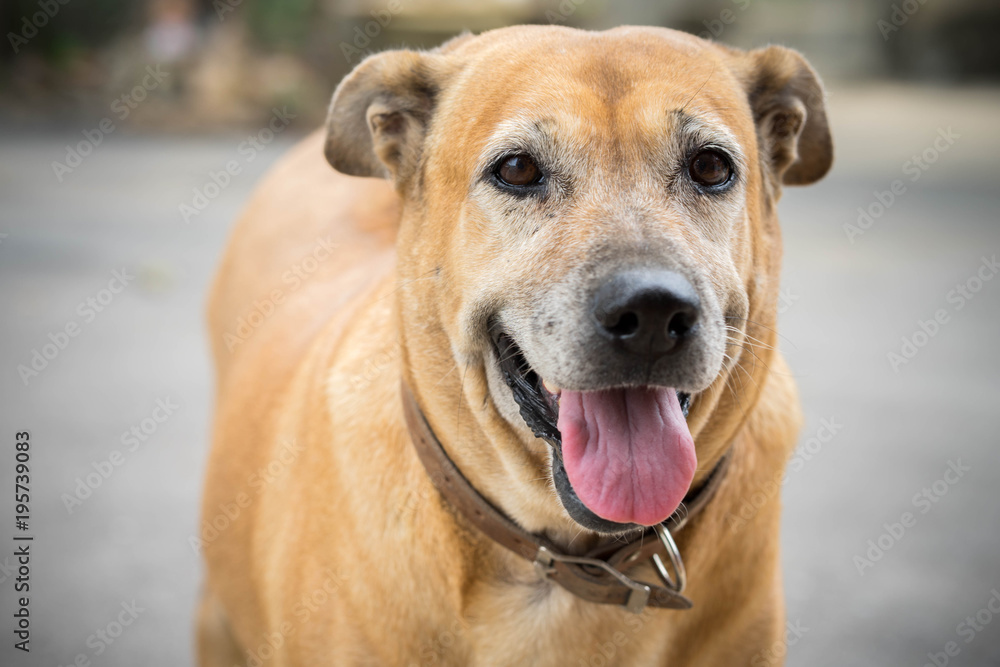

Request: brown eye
left=688, top=149, right=732, bottom=188
left=496, top=154, right=542, bottom=187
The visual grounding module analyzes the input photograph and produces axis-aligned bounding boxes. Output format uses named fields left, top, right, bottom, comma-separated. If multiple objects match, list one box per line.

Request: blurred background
left=3, top=0, right=1000, bottom=128
left=1, top=0, right=998, bottom=665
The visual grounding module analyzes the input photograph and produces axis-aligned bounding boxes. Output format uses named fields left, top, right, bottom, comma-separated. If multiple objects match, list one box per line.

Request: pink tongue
left=558, top=387, right=697, bottom=526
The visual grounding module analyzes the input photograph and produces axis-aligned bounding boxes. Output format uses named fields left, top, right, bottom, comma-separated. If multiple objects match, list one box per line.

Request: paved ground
left=1, top=84, right=999, bottom=666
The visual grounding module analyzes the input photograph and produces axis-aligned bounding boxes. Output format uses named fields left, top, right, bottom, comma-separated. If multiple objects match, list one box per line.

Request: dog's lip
left=489, top=328, right=692, bottom=453
left=492, top=330, right=562, bottom=450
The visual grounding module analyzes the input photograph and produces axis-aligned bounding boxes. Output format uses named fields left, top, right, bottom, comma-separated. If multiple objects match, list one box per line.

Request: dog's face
left=326, top=26, right=831, bottom=536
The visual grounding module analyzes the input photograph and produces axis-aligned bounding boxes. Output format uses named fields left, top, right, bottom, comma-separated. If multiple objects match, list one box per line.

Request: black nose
left=591, top=269, right=700, bottom=358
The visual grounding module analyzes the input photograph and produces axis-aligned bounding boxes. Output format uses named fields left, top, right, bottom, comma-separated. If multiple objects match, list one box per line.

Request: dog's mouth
left=492, top=331, right=697, bottom=535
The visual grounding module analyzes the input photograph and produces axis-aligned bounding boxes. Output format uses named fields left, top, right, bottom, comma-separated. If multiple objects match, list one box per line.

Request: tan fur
left=199, top=25, right=830, bottom=666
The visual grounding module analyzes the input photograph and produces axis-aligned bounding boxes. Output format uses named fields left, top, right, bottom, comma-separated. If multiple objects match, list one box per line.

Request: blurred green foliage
left=244, top=0, right=318, bottom=49
left=1, top=0, right=137, bottom=63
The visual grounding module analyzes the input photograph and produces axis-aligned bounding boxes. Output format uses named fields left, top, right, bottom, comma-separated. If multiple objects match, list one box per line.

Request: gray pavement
left=1, top=83, right=999, bottom=666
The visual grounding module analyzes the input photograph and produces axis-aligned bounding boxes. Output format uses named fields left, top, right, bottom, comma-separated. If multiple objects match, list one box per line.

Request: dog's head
left=325, top=26, right=831, bottom=538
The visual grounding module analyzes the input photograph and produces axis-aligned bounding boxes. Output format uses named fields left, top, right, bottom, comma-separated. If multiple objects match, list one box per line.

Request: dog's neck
left=399, top=378, right=734, bottom=614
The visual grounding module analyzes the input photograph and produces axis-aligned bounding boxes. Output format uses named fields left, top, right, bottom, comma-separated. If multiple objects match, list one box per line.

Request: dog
left=197, top=24, right=831, bottom=666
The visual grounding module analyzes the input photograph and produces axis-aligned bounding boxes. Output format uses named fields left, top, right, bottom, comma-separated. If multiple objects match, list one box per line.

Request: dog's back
left=206, top=131, right=399, bottom=385
left=200, top=131, right=401, bottom=658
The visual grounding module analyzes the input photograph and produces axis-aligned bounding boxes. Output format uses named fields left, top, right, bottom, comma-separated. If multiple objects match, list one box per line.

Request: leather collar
left=401, top=381, right=731, bottom=613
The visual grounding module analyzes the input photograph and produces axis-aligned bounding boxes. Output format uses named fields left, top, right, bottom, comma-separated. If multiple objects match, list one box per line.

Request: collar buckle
left=534, top=545, right=654, bottom=613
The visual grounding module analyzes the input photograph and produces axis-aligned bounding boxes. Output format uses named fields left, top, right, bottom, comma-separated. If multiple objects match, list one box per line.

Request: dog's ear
left=733, top=45, right=833, bottom=186
left=324, top=50, right=447, bottom=184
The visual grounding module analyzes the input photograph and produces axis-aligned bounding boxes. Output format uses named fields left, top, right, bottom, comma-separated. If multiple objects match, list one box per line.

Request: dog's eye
left=495, top=154, right=542, bottom=188
left=688, top=149, right=732, bottom=188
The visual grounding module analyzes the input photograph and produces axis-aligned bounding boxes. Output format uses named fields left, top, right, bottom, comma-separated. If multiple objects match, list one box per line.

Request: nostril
left=605, top=311, right=639, bottom=337
left=667, top=310, right=696, bottom=339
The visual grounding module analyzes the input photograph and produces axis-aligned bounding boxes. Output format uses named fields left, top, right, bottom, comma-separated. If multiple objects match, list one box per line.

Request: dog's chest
left=452, top=581, right=664, bottom=667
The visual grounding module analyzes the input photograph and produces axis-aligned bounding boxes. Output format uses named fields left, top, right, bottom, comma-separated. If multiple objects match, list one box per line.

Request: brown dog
left=198, top=25, right=831, bottom=666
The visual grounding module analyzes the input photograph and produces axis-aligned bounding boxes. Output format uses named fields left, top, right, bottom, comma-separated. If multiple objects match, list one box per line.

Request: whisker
left=727, top=340, right=771, bottom=375
left=724, top=326, right=777, bottom=352
left=434, top=363, right=458, bottom=387
left=457, top=362, right=469, bottom=431
left=376, top=268, right=440, bottom=304
left=721, top=363, right=750, bottom=420
left=724, top=316, right=796, bottom=349
left=495, top=350, right=522, bottom=366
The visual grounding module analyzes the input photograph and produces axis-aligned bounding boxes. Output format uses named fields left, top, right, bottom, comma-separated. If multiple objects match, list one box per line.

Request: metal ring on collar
left=652, top=522, right=687, bottom=594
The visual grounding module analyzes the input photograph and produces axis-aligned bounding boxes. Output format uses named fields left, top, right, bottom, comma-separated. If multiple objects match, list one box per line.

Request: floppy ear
left=734, top=45, right=833, bottom=186
left=324, top=50, right=446, bottom=185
